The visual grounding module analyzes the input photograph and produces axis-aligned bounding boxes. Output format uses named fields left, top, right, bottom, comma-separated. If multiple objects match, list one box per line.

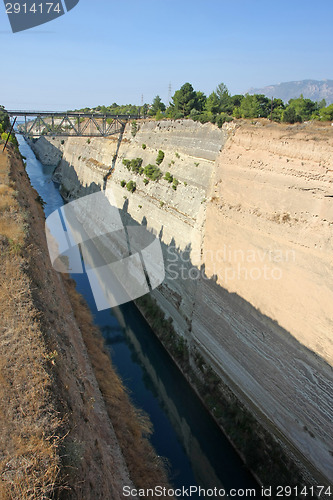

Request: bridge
left=6, top=110, right=141, bottom=137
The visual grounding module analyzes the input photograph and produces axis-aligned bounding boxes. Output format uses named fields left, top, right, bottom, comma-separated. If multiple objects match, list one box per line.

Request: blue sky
left=1, top=0, right=332, bottom=110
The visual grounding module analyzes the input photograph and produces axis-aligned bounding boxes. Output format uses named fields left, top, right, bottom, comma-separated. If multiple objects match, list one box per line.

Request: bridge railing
left=6, top=110, right=142, bottom=137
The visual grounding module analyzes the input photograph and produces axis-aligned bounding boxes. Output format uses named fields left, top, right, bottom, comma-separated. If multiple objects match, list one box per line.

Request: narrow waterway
left=17, top=135, right=260, bottom=498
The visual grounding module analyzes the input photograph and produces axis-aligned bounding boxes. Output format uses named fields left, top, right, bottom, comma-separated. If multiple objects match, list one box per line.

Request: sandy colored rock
left=32, top=119, right=333, bottom=484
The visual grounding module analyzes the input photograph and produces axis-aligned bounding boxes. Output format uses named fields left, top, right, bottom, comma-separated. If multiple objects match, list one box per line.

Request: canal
left=17, top=134, right=259, bottom=498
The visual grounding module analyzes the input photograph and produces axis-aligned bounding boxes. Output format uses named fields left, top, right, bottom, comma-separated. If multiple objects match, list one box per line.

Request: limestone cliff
left=31, top=119, right=333, bottom=486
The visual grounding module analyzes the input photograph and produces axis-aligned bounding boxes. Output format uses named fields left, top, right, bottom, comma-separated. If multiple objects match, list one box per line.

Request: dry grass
left=64, top=277, right=171, bottom=492
left=0, top=184, right=16, bottom=212
left=0, top=151, right=61, bottom=499
left=0, top=148, right=171, bottom=497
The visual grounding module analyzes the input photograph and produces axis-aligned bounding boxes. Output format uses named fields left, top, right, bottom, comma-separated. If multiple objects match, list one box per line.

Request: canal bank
left=1, top=142, right=141, bottom=498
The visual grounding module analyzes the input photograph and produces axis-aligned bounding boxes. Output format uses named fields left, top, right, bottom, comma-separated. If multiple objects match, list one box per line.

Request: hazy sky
left=1, top=0, right=332, bottom=110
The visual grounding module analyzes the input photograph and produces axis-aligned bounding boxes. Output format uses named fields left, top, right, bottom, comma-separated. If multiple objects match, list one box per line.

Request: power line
left=168, top=82, right=172, bottom=104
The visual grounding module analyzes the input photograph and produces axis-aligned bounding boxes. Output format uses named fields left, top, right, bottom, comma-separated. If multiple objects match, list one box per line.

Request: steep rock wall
left=29, top=135, right=65, bottom=165
left=198, top=122, right=333, bottom=482
left=32, top=119, right=333, bottom=484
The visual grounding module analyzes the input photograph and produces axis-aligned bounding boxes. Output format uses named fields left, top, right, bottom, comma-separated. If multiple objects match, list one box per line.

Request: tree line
left=75, top=83, right=333, bottom=127
left=149, top=82, right=333, bottom=126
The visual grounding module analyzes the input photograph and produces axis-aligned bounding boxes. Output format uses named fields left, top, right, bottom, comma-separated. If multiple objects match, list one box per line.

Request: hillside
left=0, top=143, right=170, bottom=498
left=248, top=79, right=333, bottom=104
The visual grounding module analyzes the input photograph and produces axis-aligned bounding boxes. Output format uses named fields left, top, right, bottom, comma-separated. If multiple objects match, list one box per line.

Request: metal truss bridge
left=6, top=110, right=141, bottom=137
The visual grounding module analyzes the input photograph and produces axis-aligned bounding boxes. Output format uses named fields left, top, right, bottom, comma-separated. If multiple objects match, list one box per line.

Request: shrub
left=142, top=143, right=147, bottom=149
left=120, top=180, right=126, bottom=187
left=122, top=159, right=131, bottom=170
left=144, top=164, right=162, bottom=181
left=282, top=106, right=302, bottom=124
left=319, top=103, right=333, bottom=121
left=172, top=179, right=179, bottom=190
left=126, top=181, right=136, bottom=193
left=143, top=178, right=149, bottom=185
left=122, top=158, right=143, bottom=174
left=164, top=172, right=173, bottom=183
left=156, top=150, right=165, bottom=165
left=1, top=132, right=18, bottom=147
left=87, top=138, right=91, bottom=144
left=131, top=120, right=138, bottom=137
left=130, top=157, right=143, bottom=174
left=215, top=113, right=233, bottom=128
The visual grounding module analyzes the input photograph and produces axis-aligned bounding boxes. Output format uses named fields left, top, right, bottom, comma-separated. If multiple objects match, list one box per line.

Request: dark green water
left=17, top=135, right=260, bottom=498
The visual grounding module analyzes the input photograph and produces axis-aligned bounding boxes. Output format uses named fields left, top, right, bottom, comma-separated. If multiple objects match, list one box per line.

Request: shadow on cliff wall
left=30, top=137, right=63, bottom=165
left=54, top=164, right=333, bottom=391
left=118, top=195, right=333, bottom=484
left=53, top=166, right=333, bottom=482
left=54, top=160, right=102, bottom=199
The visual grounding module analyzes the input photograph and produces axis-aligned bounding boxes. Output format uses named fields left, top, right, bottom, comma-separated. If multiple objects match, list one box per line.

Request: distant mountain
left=247, top=79, right=333, bottom=105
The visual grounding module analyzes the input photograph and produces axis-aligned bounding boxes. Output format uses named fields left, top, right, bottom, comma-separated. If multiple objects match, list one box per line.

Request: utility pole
left=2, top=117, right=16, bottom=152
left=168, top=82, right=172, bottom=105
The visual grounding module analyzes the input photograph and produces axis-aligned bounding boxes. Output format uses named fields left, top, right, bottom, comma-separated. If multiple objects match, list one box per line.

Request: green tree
left=126, top=181, right=136, bottom=193
left=230, top=94, right=244, bottom=109
left=195, top=91, right=207, bottom=112
left=0, top=106, right=10, bottom=130
left=239, top=94, right=260, bottom=118
left=319, top=103, right=333, bottom=121
left=282, top=106, right=300, bottom=124
left=270, top=98, right=285, bottom=121
left=141, top=103, right=149, bottom=117
left=155, top=110, right=164, bottom=121
left=318, top=99, right=327, bottom=109
left=164, top=172, right=173, bottom=183
left=156, top=150, right=165, bottom=165
left=205, top=92, right=220, bottom=114
left=255, top=94, right=271, bottom=118
left=216, top=82, right=231, bottom=113
left=130, top=158, right=143, bottom=173
left=171, top=83, right=198, bottom=117
left=149, top=95, right=166, bottom=116
left=287, top=96, right=317, bottom=121
left=144, top=164, right=162, bottom=181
